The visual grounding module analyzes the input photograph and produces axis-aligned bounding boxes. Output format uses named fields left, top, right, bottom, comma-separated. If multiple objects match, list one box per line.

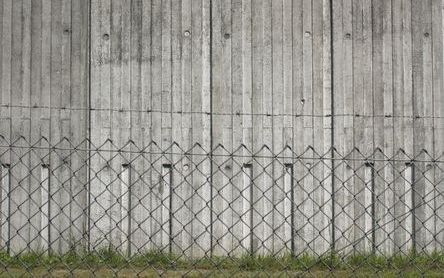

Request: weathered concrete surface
left=0, top=0, right=442, bottom=256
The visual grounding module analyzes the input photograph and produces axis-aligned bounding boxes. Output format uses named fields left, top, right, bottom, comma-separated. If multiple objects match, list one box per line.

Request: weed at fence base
left=0, top=249, right=442, bottom=274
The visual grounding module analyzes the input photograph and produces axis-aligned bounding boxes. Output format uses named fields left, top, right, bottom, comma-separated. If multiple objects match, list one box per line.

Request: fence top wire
left=1, top=103, right=443, bottom=119
left=0, top=135, right=443, bottom=164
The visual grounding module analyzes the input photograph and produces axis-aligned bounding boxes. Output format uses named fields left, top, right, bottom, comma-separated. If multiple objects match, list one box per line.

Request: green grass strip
left=0, top=249, right=442, bottom=273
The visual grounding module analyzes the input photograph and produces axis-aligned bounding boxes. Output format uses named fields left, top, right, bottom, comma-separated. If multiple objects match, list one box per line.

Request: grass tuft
left=0, top=249, right=442, bottom=274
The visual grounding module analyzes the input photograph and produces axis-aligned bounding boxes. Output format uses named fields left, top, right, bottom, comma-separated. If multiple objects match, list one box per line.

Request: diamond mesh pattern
left=0, top=135, right=442, bottom=276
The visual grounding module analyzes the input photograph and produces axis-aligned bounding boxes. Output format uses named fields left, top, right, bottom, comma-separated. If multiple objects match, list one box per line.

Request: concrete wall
left=89, top=0, right=212, bottom=256
left=0, top=0, right=443, bottom=256
left=0, top=0, right=89, bottom=254
left=210, top=0, right=333, bottom=256
left=333, top=0, right=444, bottom=255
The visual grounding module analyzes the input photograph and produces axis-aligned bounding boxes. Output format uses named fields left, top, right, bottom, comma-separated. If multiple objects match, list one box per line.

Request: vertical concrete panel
left=396, top=0, right=414, bottom=253
left=0, top=165, right=9, bottom=251
left=322, top=0, right=333, bottom=256
left=38, top=0, right=52, bottom=253
left=89, top=0, right=111, bottom=251
left=69, top=0, right=89, bottom=252
left=194, top=0, right=212, bottom=257
left=240, top=164, right=252, bottom=253
left=332, top=0, right=354, bottom=255
left=281, top=0, right=293, bottom=255
left=271, top=0, right=284, bottom=255
left=228, top=0, right=243, bottom=256
left=119, top=164, right=130, bottom=255
left=378, top=0, right=394, bottom=255
left=250, top=0, right=264, bottom=256
left=431, top=0, right=443, bottom=253
left=9, top=0, right=29, bottom=255
left=363, top=164, right=374, bottom=253
left=210, top=0, right=226, bottom=257
left=160, top=165, right=171, bottom=251
left=49, top=0, right=63, bottom=253
left=422, top=0, right=435, bottom=253
left=313, top=0, right=331, bottom=254
left=160, top=0, right=172, bottom=251
left=391, top=0, right=404, bottom=255
left=170, top=0, right=183, bottom=255
left=0, top=0, right=11, bottom=186
left=129, top=0, right=143, bottom=256
left=412, top=0, right=428, bottom=253
left=150, top=0, right=162, bottom=252
left=261, top=0, right=273, bottom=255
left=180, top=0, right=193, bottom=256
left=404, top=164, right=414, bottom=252
left=138, top=0, right=153, bottom=254
left=292, top=0, right=304, bottom=256
left=108, top=0, right=124, bottom=251
left=241, top=0, right=253, bottom=255
left=436, top=0, right=444, bottom=252
left=28, top=0, right=42, bottom=252
left=40, top=165, right=50, bottom=254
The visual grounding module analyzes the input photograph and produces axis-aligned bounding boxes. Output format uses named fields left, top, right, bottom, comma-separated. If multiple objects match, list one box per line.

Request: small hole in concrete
left=103, top=33, right=109, bottom=40
left=184, top=30, right=191, bottom=37
left=224, top=33, right=230, bottom=39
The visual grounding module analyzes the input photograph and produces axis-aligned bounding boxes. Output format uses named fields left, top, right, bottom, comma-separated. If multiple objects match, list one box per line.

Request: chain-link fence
left=0, top=135, right=442, bottom=276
